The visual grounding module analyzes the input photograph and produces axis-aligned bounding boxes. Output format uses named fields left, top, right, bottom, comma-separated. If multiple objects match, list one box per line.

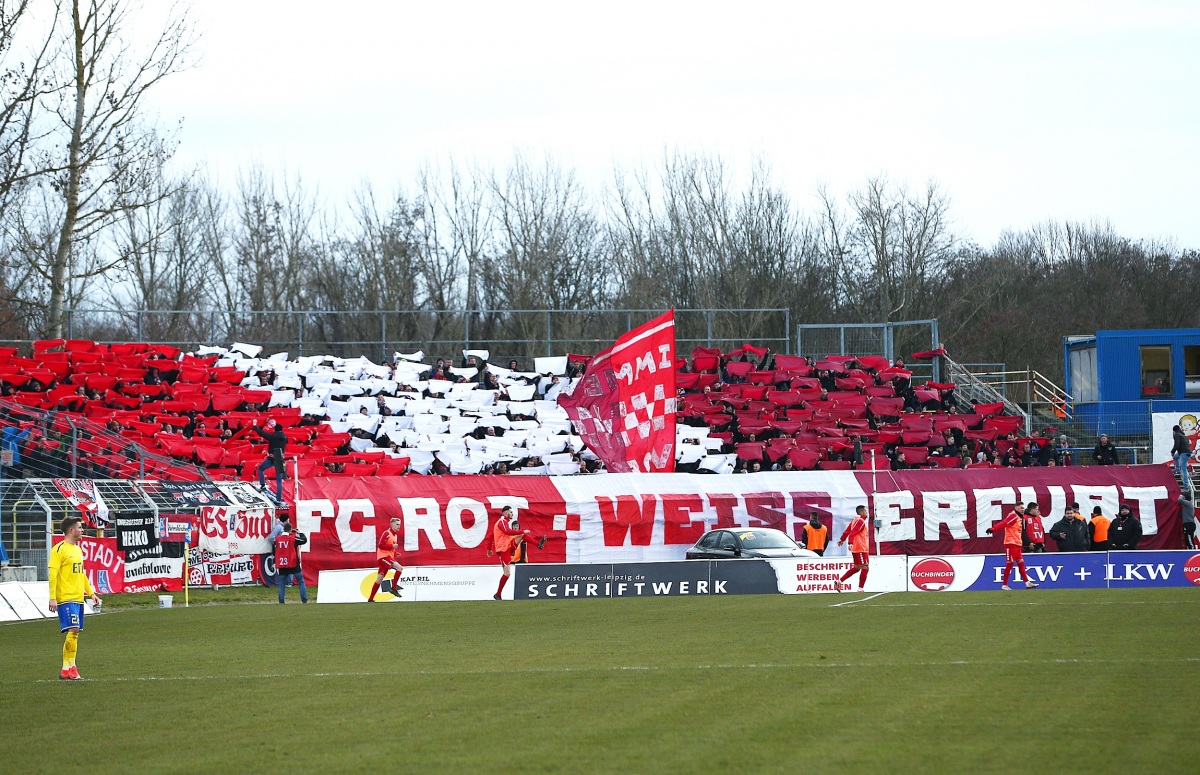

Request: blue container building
left=1064, top=328, right=1200, bottom=440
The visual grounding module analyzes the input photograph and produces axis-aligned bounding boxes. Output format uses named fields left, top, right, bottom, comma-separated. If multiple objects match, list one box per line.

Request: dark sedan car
left=685, top=527, right=818, bottom=560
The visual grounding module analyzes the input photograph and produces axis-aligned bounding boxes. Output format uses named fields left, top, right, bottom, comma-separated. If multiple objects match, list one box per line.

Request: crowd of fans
left=0, top=338, right=1063, bottom=481
left=672, top=345, right=1079, bottom=473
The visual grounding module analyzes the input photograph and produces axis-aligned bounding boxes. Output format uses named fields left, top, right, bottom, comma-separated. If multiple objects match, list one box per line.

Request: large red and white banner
left=558, top=310, right=676, bottom=472
left=290, top=466, right=1181, bottom=585
left=869, top=466, right=1177, bottom=555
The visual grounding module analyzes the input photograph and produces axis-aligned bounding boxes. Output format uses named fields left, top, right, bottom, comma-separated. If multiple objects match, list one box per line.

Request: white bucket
left=158, top=594, right=173, bottom=608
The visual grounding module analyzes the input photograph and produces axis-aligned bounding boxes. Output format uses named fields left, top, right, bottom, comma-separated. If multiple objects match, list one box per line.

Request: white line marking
left=830, top=592, right=889, bottom=607
left=8, top=657, right=1200, bottom=686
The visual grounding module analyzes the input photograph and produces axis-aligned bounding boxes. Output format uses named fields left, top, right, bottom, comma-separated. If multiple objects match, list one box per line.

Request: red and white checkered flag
left=558, top=311, right=677, bottom=473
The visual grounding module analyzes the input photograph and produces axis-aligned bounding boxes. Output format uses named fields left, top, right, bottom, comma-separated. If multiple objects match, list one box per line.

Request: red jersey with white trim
left=1024, top=514, right=1045, bottom=544
left=993, top=511, right=1023, bottom=546
left=376, top=528, right=402, bottom=562
left=840, top=515, right=869, bottom=553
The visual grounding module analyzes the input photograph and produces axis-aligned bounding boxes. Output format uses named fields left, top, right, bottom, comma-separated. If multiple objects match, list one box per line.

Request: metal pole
left=464, top=308, right=471, bottom=350
left=784, top=308, right=791, bottom=354
left=70, top=424, right=78, bottom=478
left=839, top=327, right=845, bottom=356
left=297, top=312, right=304, bottom=357
left=1025, top=364, right=1033, bottom=436
left=67, top=308, right=73, bottom=340
left=931, top=319, right=941, bottom=382
left=546, top=311, right=552, bottom=357
left=136, top=310, right=143, bottom=342
left=381, top=313, right=387, bottom=364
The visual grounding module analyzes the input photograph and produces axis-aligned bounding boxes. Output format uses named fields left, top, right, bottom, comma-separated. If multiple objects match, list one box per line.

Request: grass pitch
left=1, top=588, right=1196, bottom=774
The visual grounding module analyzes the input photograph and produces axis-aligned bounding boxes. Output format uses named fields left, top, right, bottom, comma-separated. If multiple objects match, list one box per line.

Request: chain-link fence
left=1, top=307, right=793, bottom=363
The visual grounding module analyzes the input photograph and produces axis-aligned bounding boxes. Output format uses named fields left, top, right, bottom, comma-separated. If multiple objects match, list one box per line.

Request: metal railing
left=0, top=398, right=209, bottom=483
left=963, top=367, right=1074, bottom=424
left=943, top=356, right=1030, bottom=431
left=1, top=307, right=793, bottom=362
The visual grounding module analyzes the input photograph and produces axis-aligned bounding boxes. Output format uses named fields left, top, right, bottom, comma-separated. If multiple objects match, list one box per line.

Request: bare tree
left=0, top=0, right=55, bottom=223
left=29, top=0, right=195, bottom=337
left=485, top=155, right=612, bottom=354
left=107, top=172, right=213, bottom=341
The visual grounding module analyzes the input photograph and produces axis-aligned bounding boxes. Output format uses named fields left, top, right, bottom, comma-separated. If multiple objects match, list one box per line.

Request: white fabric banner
left=197, top=507, right=275, bottom=555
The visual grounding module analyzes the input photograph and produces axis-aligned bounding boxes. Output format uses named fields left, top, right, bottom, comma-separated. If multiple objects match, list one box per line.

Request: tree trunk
left=46, top=1, right=87, bottom=339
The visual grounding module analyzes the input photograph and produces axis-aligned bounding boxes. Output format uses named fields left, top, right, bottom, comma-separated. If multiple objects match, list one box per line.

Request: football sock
left=63, top=631, right=78, bottom=669
left=1018, top=563, right=1029, bottom=582
left=496, top=575, right=509, bottom=595
left=368, top=582, right=380, bottom=601
left=839, top=568, right=857, bottom=582
left=391, top=571, right=403, bottom=588
left=1003, top=562, right=1013, bottom=585
left=858, top=568, right=868, bottom=589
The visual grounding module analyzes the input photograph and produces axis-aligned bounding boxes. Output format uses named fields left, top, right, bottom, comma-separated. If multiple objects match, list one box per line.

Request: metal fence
left=0, top=307, right=793, bottom=363
left=1056, top=400, right=1171, bottom=465
left=796, top=320, right=941, bottom=379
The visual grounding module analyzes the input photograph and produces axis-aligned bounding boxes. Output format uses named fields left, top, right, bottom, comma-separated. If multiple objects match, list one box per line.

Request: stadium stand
left=0, top=339, right=1051, bottom=480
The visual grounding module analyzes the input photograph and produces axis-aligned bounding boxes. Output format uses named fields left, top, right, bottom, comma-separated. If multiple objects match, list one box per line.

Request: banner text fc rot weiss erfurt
left=287, top=466, right=1181, bottom=585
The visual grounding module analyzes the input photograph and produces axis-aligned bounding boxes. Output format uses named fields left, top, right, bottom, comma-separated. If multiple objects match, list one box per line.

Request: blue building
left=1064, top=328, right=1200, bottom=440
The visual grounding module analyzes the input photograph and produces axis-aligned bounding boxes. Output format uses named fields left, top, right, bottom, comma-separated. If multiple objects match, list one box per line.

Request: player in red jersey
left=834, top=505, right=871, bottom=592
left=368, top=517, right=404, bottom=601
left=486, top=506, right=543, bottom=600
left=987, top=502, right=1039, bottom=590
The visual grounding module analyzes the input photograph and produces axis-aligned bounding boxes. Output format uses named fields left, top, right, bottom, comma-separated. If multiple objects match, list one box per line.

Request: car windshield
left=736, top=530, right=797, bottom=550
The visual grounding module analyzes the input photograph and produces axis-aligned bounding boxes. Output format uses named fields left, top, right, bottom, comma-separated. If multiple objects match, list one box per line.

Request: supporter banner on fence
left=52, top=478, right=111, bottom=528
left=1151, top=412, right=1200, bottom=464
left=197, top=507, right=274, bottom=555
left=558, top=309, right=677, bottom=473
left=141, top=480, right=233, bottom=508
left=157, top=513, right=193, bottom=543
left=215, top=481, right=278, bottom=510
left=187, top=546, right=257, bottom=587
left=52, top=535, right=124, bottom=594
left=906, top=553, right=1109, bottom=592
left=316, top=565, right=505, bottom=603
left=115, top=511, right=158, bottom=552
left=290, top=467, right=1182, bottom=585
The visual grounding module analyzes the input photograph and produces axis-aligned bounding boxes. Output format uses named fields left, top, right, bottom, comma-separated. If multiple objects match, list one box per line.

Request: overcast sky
left=138, top=0, right=1200, bottom=246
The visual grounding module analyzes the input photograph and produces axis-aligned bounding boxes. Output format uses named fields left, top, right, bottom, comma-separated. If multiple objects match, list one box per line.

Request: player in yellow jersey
left=48, top=516, right=101, bottom=680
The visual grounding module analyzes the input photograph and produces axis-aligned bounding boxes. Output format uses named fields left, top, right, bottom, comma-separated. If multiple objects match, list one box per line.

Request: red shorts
left=852, top=552, right=869, bottom=567
left=377, top=557, right=401, bottom=575
left=1005, top=545, right=1023, bottom=564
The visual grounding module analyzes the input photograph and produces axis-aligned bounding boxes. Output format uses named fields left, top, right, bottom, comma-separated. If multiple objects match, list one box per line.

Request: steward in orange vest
left=802, top=514, right=829, bottom=556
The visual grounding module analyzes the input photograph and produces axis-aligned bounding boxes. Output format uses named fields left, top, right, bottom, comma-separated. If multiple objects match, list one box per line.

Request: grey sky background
left=137, top=0, right=1200, bottom=246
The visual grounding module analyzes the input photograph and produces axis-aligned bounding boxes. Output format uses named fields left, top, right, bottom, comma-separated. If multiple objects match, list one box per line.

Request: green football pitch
left=2, top=588, right=1196, bottom=774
